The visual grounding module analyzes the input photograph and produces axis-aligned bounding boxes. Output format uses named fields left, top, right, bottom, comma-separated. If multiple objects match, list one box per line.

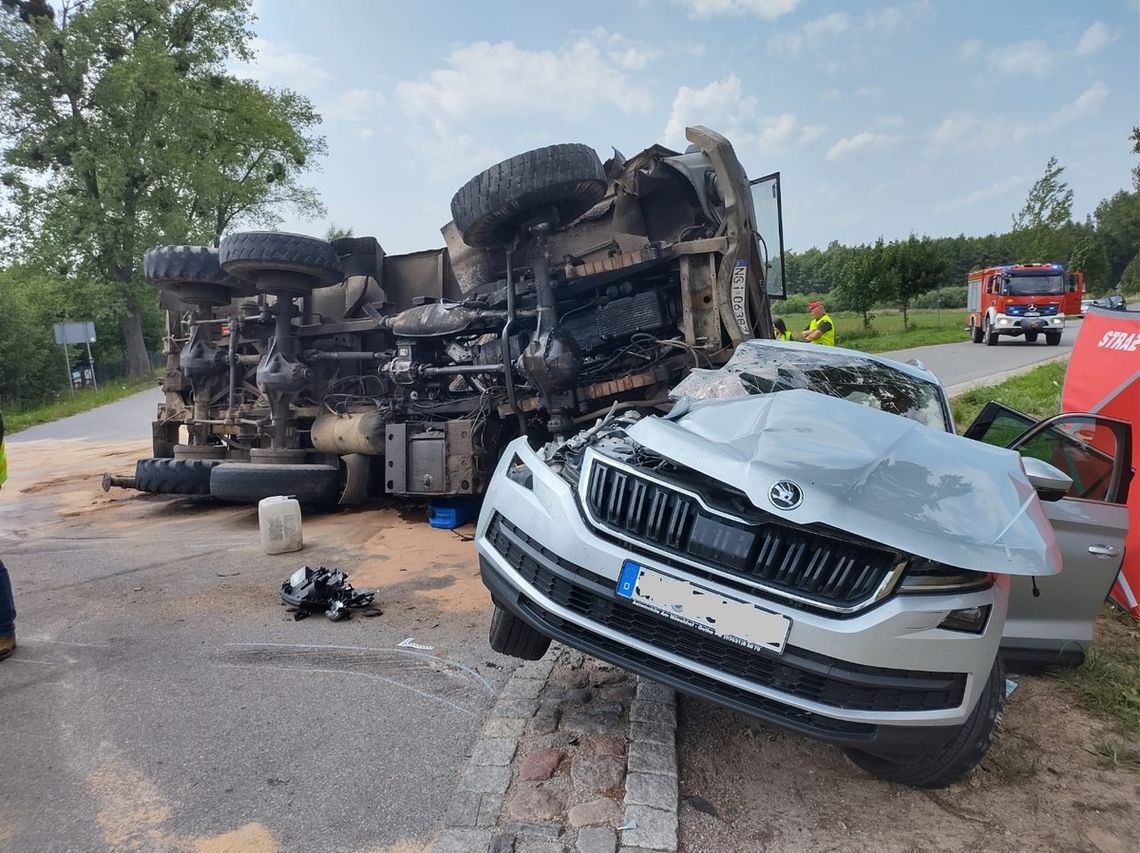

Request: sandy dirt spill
left=1, top=439, right=486, bottom=618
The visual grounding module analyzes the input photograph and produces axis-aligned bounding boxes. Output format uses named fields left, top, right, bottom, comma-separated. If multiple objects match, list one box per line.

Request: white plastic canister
left=259, top=495, right=304, bottom=554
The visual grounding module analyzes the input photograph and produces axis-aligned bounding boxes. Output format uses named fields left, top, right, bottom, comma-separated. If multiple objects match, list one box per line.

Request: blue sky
left=240, top=0, right=1139, bottom=255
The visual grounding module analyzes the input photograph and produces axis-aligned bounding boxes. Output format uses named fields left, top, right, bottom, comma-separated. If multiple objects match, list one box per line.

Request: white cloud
left=664, top=76, right=758, bottom=148
left=1046, top=80, right=1109, bottom=126
left=357, top=128, right=375, bottom=140
left=930, top=83, right=1109, bottom=151
left=799, top=123, right=827, bottom=144
left=770, top=12, right=849, bottom=52
left=241, top=37, right=328, bottom=90
left=866, top=6, right=905, bottom=32
left=821, top=88, right=841, bottom=100
left=855, top=86, right=881, bottom=97
left=959, top=38, right=982, bottom=60
left=321, top=89, right=386, bottom=122
left=825, top=131, right=898, bottom=161
left=934, top=174, right=1023, bottom=214
left=988, top=40, right=1053, bottom=77
left=681, top=0, right=802, bottom=19
left=1075, top=21, right=1117, bottom=56
left=663, top=76, right=819, bottom=154
left=397, top=36, right=648, bottom=121
left=588, top=27, right=665, bottom=69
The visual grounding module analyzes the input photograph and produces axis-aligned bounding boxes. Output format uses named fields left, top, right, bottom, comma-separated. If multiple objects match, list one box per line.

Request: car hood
left=623, top=389, right=1061, bottom=576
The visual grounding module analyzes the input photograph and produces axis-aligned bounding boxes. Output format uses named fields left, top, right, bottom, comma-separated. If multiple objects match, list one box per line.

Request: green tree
left=1011, top=156, right=1074, bottom=265
left=889, top=235, right=948, bottom=330
left=324, top=223, right=355, bottom=243
left=833, top=239, right=890, bottom=329
left=0, top=0, right=325, bottom=376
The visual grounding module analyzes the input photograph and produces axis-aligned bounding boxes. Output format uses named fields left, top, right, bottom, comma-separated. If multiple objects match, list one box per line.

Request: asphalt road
left=876, top=318, right=1080, bottom=395
left=0, top=442, right=508, bottom=851
left=7, top=386, right=164, bottom=443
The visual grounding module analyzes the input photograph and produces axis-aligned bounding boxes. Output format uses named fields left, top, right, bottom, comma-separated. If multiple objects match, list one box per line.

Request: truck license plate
left=616, top=560, right=791, bottom=654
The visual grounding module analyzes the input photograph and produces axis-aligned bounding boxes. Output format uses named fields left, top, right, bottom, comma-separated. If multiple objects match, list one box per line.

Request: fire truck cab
left=967, top=263, right=1083, bottom=346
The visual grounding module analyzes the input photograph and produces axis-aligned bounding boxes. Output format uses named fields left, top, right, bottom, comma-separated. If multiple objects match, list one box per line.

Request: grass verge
left=776, top=308, right=970, bottom=353
left=1057, top=606, right=1140, bottom=750
left=950, top=361, right=1067, bottom=429
left=5, top=373, right=160, bottom=433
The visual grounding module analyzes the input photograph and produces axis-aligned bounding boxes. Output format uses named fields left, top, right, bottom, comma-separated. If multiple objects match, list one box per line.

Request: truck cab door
left=965, top=403, right=1131, bottom=670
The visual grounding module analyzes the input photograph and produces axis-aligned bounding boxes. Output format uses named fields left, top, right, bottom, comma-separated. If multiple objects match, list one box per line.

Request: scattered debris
left=279, top=566, right=376, bottom=621
left=397, top=637, right=434, bottom=651
left=1006, top=678, right=1019, bottom=697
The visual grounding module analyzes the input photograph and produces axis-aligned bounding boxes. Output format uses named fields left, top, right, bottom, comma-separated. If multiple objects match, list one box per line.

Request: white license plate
left=616, top=560, right=791, bottom=654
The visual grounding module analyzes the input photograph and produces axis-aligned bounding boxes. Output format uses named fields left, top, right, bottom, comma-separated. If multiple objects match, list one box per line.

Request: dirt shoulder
left=677, top=667, right=1139, bottom=853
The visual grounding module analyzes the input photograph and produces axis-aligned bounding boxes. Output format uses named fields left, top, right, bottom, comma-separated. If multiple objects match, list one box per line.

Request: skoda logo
left=768, top=480, right=803, bottom=511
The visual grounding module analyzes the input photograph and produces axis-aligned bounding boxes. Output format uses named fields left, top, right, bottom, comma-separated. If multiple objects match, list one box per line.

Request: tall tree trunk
left=120, top=303, right=151, bottom=377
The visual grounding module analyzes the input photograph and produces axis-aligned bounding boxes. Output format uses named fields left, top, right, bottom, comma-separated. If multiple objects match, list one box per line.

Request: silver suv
left=474, top=340, right=1131, bottom=787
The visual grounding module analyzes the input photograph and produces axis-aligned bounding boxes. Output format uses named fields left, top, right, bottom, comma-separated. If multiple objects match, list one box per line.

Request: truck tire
left=145, top=245, right=235, bottom=288
left=210, top=462, right=341, bottom=507
left=1024, top=331, right=1039, bottom=343
left=218, top=232, right=343, bottom=290
left=843, top=656, right=1005, bottom=789
left=970, top=318, right=983, bottom=344
left=984, top=318, right=998, bottom=346
left=451, top=144, right=607, bottom=248
left=489, top=604, right=552, bottom=660
left=1046, top=332, right=1061, bottom=346
left=134, top=458, right=220, bottom=496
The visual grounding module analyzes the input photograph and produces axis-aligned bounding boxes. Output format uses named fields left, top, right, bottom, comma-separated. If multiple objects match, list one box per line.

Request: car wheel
left=134, top=458, right=221, bottom=496
left=218, top=231, right=343, bottom=294
left=450, top=143, right=607, bottom=248
left=1045, top=332, right=1061, bottom=346
left=489, top=604, right=552, bottom=660
left=844, top=656, right=1005, bottom=789
left=984, top=318, right=998, bottom=346
left=1024, top=331, right=1038, bottom=343
left=970, top=318, right=983, bottom=344
left=209, top=462, right=341, bottom=508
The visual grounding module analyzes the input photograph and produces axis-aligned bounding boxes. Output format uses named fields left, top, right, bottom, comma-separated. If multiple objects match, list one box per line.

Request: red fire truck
left=967, top=263, right=1083, bottom=346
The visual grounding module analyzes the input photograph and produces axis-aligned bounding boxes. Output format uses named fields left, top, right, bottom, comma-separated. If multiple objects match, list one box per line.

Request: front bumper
left=994, top=314, right=1064, bottom=333
left=476, top=439, right=1008, bottom=755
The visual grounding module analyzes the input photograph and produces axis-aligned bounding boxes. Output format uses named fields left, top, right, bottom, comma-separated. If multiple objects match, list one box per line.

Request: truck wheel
left=218, top=232, right=343, bottom=293
left=144, top=245, right=247, bottom=291
left=489, top=604, right=552, bottom=660
left=1045, top=332, right=1061, bottom=346
left=451, top=144, right=607, bottom=248
left=984, top=318, right=998, bottom=346
left=134, top=458, right=221, bottom=495
left=1024, top=331, right=1038, bottom=343
left=844, top=656, right=1005, bottom=789
left=209, top=462, right=341, bottom=507
left=970, top=318, right=983, bottom=344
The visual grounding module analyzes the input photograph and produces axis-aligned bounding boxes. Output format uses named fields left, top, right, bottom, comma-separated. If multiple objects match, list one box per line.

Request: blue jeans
left=0, top=560, right=14, bottom=636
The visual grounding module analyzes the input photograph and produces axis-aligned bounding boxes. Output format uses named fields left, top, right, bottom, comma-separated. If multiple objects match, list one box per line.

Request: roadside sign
left=53, top=321, right=97, bottom=345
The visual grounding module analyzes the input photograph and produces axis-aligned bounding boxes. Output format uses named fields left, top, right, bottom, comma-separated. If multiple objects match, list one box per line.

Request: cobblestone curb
left=431, top=647, right=681, bottom=853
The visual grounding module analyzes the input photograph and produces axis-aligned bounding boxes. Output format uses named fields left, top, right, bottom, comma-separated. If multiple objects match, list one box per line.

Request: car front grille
left=582, top=457, right=901, bottom=611
left=488, top=515, right=966, bottom=715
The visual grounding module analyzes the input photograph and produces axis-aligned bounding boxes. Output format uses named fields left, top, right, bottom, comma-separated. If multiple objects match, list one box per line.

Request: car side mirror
left=1022, top=457, right=1072, bottom=502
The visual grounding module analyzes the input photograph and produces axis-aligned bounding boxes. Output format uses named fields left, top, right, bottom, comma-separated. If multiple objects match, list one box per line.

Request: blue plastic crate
left=427, top=497, right=478, bottom=529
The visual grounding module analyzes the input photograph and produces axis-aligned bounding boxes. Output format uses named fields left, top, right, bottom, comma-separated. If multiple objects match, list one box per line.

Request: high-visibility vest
left=776, top=330, right=793, bottom=341
left=809, top=313, right=836, bottom=346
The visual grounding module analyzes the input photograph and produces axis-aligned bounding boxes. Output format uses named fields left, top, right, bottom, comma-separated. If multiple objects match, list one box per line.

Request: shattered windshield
left=670, top=340, right=951, bottom=431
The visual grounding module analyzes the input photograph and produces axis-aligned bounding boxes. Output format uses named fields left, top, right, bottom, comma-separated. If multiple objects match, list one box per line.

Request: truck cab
left=967, top=264, right=1082, bottom=347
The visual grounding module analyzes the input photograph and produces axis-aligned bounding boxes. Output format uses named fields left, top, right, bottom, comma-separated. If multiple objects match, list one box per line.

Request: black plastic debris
left=280, top=566, right=377, bottom=621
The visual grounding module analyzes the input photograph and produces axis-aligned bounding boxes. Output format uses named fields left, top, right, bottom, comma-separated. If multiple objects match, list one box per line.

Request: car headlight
left=997, top=317, right=1011, bottom=325
left=1052, top=318, right=1063, bottom=325
left=898, top=558, right=993, bottom=593
left=938, top=605, right=991, bottom=634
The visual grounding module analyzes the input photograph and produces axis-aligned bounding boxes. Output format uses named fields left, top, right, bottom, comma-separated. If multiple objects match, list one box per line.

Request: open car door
left=965, top=403, right=1132, bottom=670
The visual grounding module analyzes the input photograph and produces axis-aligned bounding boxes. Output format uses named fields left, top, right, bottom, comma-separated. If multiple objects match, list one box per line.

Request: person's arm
left=803, top=320, right=832, bottom=341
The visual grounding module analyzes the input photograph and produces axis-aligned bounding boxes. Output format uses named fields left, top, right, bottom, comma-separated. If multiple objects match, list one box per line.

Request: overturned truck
left=106, top=126, right=785, bottom=506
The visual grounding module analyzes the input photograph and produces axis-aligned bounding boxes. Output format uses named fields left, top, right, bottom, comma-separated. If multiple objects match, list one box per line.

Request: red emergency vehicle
left=967, top=263, right=1083, bottom=346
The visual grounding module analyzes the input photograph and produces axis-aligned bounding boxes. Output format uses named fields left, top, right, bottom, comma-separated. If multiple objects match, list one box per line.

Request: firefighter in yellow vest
left=801, top=300, right=836, bottom=345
